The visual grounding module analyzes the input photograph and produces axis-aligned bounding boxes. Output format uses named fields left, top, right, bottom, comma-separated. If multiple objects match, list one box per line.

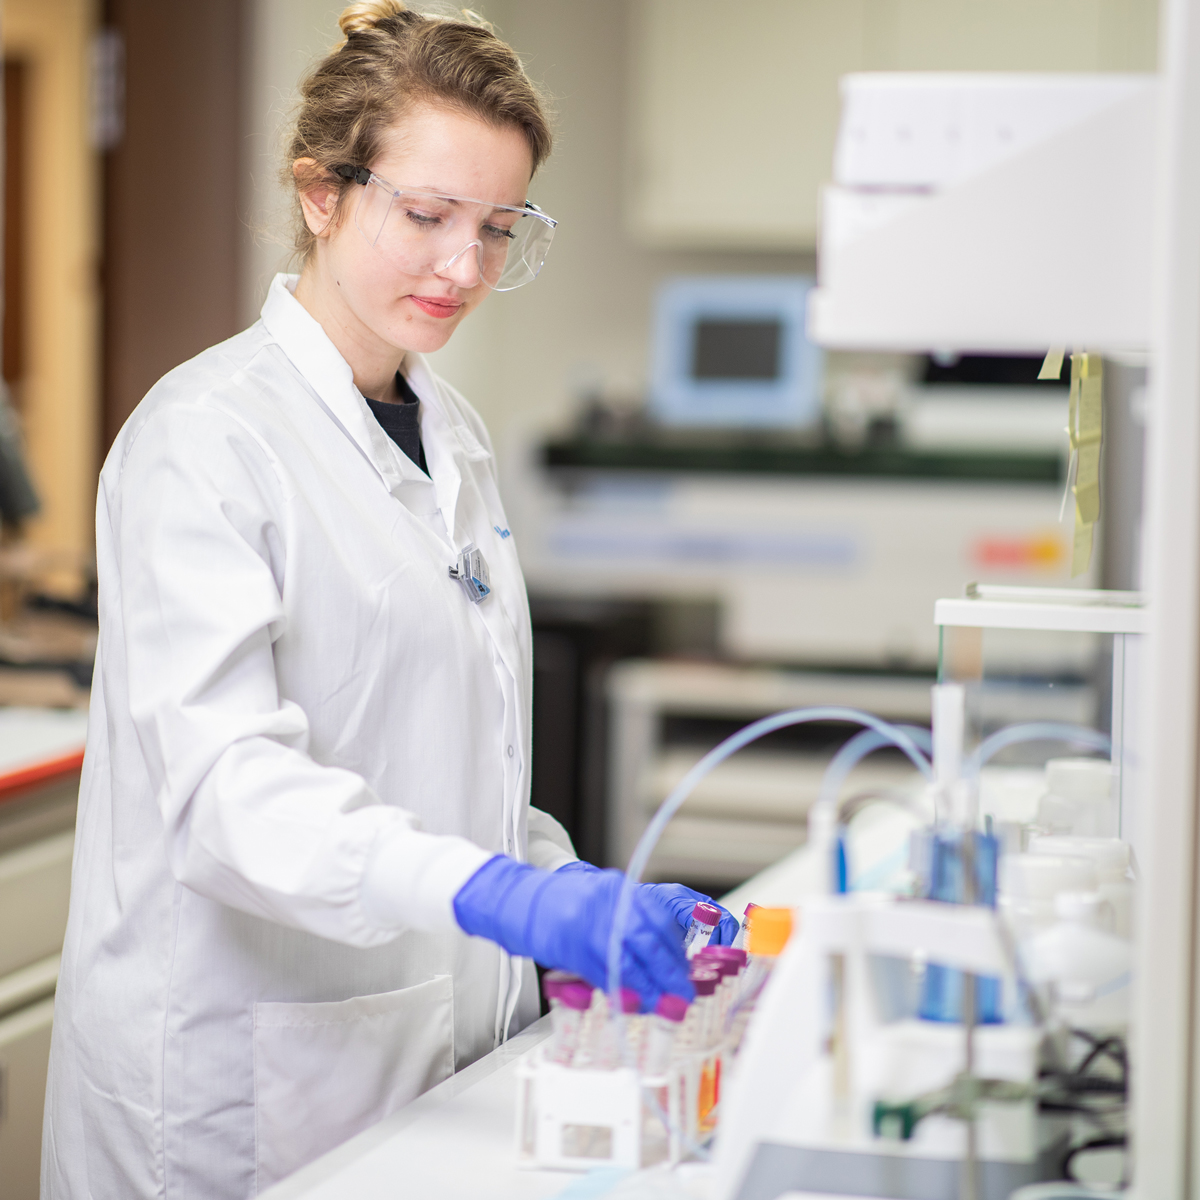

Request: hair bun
left=338, top=1, right=408, bottom=39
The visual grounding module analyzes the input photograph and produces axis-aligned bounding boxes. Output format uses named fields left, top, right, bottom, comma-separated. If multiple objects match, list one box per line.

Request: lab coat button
left=506, top=744, right=514, bottom=758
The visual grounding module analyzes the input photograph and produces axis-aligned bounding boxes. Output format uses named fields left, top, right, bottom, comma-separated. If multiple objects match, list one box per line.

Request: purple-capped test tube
left=684, top=902, right=723, bottom=956
left=643, top=992, right=689, bottom=1074
left=549, top=980, right=593, bottom=1065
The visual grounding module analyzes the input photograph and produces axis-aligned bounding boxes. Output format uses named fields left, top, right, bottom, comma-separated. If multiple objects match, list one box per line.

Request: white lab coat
left=41, top=274, right=576, bottom=1200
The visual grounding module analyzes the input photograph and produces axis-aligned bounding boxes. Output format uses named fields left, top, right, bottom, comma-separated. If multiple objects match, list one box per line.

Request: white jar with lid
left=1028, top=834, right=1134, bottom=938
left=1036, top=758, right=1118, bottom=838
left=1022, top=891, right=1132, bottom=1031
left=999, top=852, right=1099, bottom=940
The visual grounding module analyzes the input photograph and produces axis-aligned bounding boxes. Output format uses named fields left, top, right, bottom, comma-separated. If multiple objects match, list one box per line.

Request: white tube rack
left=514, top=1042, right=723, bottom=1171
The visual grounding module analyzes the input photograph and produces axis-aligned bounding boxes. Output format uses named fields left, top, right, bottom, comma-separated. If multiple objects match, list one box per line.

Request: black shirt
left=365, top=372, right=428, bottom=474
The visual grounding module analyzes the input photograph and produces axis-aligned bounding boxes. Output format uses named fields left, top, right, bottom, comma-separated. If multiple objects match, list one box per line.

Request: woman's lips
left=409, top=295, right=463, bottom=319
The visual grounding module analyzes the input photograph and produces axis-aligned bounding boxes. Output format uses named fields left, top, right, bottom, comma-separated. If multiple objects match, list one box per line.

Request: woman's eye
left=482, top=223, right=516, bottom=242
left=404, top=209, right=442, bottom=228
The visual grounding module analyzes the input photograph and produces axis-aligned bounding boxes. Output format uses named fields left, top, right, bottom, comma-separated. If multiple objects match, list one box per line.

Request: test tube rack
left=515, top=1042, right=722, bottom=1171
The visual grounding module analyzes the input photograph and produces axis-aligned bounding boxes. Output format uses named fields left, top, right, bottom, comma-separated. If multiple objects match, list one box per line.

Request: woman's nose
left=439, top=241, right=484, bottom=288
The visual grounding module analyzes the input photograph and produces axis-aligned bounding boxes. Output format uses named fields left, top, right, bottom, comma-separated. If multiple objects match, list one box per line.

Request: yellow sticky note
left=1068, top=354, right=1082, bottom=442
left=1075, top=479, right=1101, bottom=526
left=1079, top=375, right=1102, bottom=440
left=1039, top=348, right=1066, bottom=380
left=1072, top=518, right=1094, bottom=578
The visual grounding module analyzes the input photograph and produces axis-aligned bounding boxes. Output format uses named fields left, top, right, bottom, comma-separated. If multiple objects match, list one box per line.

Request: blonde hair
left=286, top=2, right=553, bottom=258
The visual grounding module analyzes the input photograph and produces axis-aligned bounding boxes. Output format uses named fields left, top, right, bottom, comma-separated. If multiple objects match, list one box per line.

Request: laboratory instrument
left=516, top=590, right=1136, bottom=1195
left=649, top=276, right=822, bottom=428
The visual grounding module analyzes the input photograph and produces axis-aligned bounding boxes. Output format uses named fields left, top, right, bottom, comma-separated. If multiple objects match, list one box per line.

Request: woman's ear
left=293, top=158, right=340, bottom=239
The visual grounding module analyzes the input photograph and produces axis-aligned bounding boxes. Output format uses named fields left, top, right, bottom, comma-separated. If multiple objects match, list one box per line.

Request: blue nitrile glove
left=453, top=856, right=694, bottom=1010
left=556, top=861, right=740, bottom=948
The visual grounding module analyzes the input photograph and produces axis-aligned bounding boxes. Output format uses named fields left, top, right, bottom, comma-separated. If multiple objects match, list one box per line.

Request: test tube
left=697, top=947, right=747, bottom=1036
left=619, top=987, right=647, bottom=1067
left=642, top=993, right=689, bottom=1075
left=730, top=903, right=758, bottom=951
left=684, top=902, right=723, bottom=956
left=689, top=967, right=722, bottom=1050
left=672, top=967, right=717, bottom=1060
left=726, top=906, right=794, bottom=1055
left=577, top=987, right=639, bottom=1070
left=542, top=969, right=580, bottom=1004
left=549, top=981, right=594, bottom=1065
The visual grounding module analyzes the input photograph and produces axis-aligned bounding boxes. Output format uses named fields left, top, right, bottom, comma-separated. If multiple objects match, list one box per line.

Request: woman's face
left=299, top=104, right=534, bottom=356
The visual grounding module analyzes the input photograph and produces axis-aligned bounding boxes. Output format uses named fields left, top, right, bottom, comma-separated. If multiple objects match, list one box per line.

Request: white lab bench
left=260, top=1016, right=571, bottom=1200
left=258, top=1000, right=881, bottom=1200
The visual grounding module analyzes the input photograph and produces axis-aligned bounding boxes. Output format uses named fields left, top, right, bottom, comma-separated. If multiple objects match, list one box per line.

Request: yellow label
left=1071, top=518, right=1095, bottom=578
left=1038, top=348, right=1065, bottom=380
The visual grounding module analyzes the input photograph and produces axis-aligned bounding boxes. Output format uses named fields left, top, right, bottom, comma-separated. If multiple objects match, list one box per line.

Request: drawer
left=0, top=832, right=73, bottom=977
left=0, top=996, right=55, bottom=1200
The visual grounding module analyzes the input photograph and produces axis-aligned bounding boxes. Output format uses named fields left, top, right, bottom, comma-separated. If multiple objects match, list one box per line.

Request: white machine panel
left=810, top=74, right=1157, bottom=352
left=834, top=73, right=1151, bottom=190
left=508, top=457, right=1091, bottom=669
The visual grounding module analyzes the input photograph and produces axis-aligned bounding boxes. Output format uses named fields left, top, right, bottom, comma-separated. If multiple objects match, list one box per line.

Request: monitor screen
left=691, top=318, right=783, bottom=382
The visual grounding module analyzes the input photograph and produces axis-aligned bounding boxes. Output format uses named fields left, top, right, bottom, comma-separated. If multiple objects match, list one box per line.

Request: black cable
left=1075, top=1035, right=1127, bottom=1080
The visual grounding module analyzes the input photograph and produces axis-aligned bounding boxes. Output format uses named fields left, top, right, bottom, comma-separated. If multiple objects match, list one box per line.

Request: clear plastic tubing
left=966, top=722, right=1112, bottom=779
left=684, top=902, right=723, bottom=956
left=607, top=706, right=933, bottom=1010
left=816, top=724, right=934, bottom=817
left=550, top=981, right=593, bottom=1065
left=644, top=993, right=689, bottom=1075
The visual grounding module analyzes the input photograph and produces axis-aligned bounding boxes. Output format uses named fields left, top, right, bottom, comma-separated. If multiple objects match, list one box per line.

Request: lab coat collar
left=260, top=277, right=515, bottom=665
left=401, top=354, right=468, bottom=541
left=260, top=274, right=430, bottom=494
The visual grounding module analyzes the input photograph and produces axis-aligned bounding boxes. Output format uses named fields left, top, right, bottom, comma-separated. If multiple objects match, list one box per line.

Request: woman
left=42, top=6, right=733, bottom=1198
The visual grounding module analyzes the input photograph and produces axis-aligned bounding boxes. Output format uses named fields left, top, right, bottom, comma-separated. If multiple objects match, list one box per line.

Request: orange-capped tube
left=746, top=906, right=794, bottom=958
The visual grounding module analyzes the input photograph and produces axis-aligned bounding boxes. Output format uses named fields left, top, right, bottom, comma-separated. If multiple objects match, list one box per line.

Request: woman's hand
left=556, top=862, right=739, bottom=947
left=633, top=880, right=740, bottom=947
left=453, top=856, right=694, bottom=1010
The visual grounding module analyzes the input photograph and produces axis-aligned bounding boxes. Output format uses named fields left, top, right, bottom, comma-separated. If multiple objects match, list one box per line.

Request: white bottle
left=1036, top=758, right=1117, bottom=838
left=998, top=852, right=1098, bottom=940
left=1022, top=892, right=1132, bottom=1031
left=1027, top=834, right=1134, bottom=938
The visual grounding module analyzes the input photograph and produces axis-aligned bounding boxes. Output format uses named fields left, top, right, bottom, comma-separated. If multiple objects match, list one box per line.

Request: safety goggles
left=334, top=165, right=557, bottom=292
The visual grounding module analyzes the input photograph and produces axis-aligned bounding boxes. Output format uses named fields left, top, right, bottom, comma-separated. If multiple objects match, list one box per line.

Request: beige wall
left=239, top=1, right=1157, bottom=450
left=240, top=0, right=347, bottom=328
left=4, top=0, right=100, bottom=587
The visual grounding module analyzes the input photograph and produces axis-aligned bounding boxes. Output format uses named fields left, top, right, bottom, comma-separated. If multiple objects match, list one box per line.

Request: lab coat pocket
left=253, top=973, right=455, bottom=1193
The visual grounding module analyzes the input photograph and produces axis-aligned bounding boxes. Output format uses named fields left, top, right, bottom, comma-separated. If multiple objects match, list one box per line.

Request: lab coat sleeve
left=112, top=401, right=491, bottom=945
left=526, top=806, right=578, bottom=872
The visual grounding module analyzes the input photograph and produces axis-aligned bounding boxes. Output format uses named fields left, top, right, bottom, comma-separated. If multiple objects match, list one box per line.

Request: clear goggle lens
left=351, top=173, right=556, bottom=292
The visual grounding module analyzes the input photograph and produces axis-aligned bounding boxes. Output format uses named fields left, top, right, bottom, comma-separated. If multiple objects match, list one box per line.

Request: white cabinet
left=625, top=0, right=1158, bottom=249
left=0, top=832, right=73, bottom=978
